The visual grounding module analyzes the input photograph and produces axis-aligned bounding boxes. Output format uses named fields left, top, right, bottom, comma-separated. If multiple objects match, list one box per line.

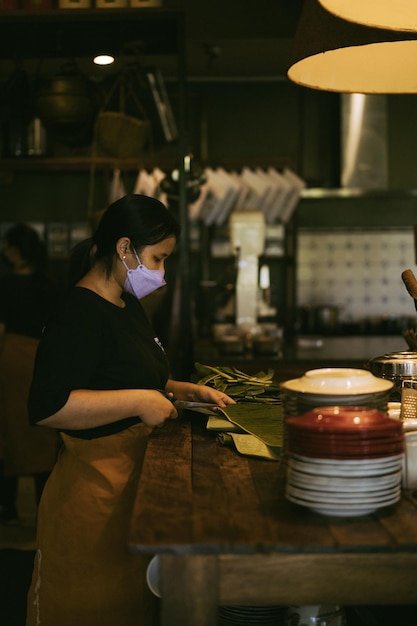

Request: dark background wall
left=1, top=81, right=417, bottom=227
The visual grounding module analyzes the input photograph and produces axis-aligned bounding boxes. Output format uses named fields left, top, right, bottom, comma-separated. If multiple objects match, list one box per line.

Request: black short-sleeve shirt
left=28, top=287, right=170, bottom=439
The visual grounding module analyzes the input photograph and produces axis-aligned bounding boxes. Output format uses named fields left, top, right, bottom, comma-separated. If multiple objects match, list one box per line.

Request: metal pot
left=296, top=305, right=340, bottom=334
left=35, top=62, right=98, bottom=127
left=366, top=351, right=417, bottom=401
left=314, top=305, right=340, bottom=334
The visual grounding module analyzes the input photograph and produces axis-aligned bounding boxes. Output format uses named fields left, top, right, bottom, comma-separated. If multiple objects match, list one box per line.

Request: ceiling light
left=93, top=54, right=115, bottom=66
left=287, top=0, right=417, bottom=93
left=318, top=0, right=417, bottom=32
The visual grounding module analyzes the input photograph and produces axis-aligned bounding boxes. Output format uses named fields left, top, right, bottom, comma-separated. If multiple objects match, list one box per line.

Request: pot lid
left=367, top=351, right=417, bottom=378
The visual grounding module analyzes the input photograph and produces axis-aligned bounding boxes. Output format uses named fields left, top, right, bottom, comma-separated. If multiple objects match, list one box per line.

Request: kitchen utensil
left=217, top=335, right=246, bottom=355
left=314, top=305, right=340, bottom=334
left=400, top=379, right=417, bottom=420
left=252, top=335, right=282, bottom=355
left=402, top=268, right=417, bottom=311
left=171, top=400, right=220, bottom=414
left=159, top=390, right=220, bottom=415
left=366, top=351, right=417, bottom=401
left=35, top=61, right=98, bottom=127
left=402, top=329, right=417, bottom=350
left=285, top=605, right=346, bottom=626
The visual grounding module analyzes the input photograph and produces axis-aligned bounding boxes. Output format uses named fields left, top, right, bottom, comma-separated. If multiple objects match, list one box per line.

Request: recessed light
left=93, top=55, right=115, bottom=66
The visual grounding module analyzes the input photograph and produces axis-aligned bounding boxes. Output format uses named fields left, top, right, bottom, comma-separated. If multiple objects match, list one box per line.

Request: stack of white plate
left=286, top=453, right=403, bottom=516
left=218, top=605, right=287, bottom=625
left=285, top=406, right=404, bottom=517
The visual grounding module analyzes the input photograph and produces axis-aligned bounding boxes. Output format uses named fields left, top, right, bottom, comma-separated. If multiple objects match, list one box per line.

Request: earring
left=123, top=255, right=126, bottom=260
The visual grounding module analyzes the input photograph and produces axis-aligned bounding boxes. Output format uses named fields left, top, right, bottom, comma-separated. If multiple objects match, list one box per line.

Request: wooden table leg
left=160, top=554, right=219, bottom=626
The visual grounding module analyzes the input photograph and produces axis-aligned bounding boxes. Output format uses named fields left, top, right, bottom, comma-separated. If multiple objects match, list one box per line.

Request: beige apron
left=26, top=422, right=158, bottom=626
left=0, top=333, right=60, bottom=475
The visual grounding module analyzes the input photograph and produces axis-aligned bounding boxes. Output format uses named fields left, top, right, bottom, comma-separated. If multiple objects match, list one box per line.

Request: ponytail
left=68, top=238, right=95, bottom=286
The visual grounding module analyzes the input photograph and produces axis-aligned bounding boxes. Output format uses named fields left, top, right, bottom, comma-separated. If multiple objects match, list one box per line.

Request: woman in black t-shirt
left=25, top=194, right=235, bottom=626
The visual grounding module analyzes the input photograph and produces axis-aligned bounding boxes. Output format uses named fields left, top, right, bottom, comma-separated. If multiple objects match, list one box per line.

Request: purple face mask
left=122, top=247, right=166, bottom=300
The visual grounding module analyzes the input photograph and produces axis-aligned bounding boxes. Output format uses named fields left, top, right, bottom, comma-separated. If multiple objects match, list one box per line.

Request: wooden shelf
left=0, top=156, right=178, bottom=172
left=0, top=8, right=186, bottom=174
left=0, top=8, right=184, bottom=59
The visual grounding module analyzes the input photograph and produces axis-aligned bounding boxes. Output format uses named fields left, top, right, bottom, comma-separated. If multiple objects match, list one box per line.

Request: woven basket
left=94, top=110, right=150, bottom=158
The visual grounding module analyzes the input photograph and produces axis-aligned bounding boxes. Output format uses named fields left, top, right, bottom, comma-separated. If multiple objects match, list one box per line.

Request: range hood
left=341, top=93, right=388, bottom=190
left=301, top=93, right=394, bottom=199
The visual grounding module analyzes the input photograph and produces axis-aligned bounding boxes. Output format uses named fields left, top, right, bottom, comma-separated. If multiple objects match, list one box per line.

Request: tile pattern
left=297, top=229, right=415, bottom=322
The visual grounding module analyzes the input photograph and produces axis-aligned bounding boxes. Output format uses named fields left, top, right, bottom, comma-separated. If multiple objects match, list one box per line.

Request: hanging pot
left=34, top=61, right=98, bottom=129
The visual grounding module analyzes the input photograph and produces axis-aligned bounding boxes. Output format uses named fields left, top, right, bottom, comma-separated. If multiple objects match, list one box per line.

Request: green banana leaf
left=217, top=432, right=281, bottom=461
left=219, top=403, right=283, bottom=448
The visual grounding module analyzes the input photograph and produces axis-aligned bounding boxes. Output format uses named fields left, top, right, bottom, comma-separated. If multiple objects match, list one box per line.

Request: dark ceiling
left=0, top=0, right=303, bottom=81
left=163, top=0, right=303, bottom=79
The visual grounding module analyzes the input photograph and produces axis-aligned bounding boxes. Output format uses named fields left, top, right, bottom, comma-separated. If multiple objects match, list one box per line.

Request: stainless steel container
left=366, top=351, right=417, bottom=402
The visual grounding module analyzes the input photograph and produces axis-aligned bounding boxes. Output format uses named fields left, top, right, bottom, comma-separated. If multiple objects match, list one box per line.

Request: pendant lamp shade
left=318, top=0, right=417, bottom=32
left=287, top=0, right=417, bottom=93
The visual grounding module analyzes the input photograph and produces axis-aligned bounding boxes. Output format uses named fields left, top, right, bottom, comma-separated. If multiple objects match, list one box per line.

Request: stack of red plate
left=287, top=406, right=404, bottom=460
left=285, top=406, right=404, bottom=516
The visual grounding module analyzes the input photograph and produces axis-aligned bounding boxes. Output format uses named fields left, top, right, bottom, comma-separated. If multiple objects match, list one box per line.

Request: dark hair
left=70, top=194, right=181, bottom=284
left=5, top=223, right=48, bottom=274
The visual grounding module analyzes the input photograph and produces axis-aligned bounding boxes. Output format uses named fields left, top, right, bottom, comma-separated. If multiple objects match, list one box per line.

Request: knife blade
left=158, top=390, right=220, bottom=415
left=172, top=400, right=220, bottom=415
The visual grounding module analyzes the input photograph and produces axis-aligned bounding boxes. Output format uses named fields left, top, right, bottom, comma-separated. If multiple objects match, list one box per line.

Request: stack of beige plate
left=280, top=368, right=394, bottom=418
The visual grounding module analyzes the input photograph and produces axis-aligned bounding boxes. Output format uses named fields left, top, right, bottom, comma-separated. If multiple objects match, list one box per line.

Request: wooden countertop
left=129, top=415, right=417, bottom=626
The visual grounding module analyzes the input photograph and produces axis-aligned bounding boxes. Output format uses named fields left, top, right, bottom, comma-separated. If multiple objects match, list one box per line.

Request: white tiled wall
left=297, top=229, right=415, bottom=321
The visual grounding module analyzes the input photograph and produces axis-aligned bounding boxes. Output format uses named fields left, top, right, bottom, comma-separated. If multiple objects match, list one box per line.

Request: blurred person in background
left=0, top=222, right=60, bottom=524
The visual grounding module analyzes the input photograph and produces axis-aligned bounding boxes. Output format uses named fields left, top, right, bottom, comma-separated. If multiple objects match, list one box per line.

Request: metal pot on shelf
left=35, top=61, right=97, bottom=125
left=34, top=61, right=99, bottom=146
left=314, top=305, right=340, bottom=334
left=297, top=305, right=340, bottom=334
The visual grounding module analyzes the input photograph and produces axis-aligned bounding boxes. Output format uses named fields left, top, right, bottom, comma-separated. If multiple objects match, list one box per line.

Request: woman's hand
left=136, top=390, right=179, bottom=427
left=191, top=384, right=236, bottom=407
left=165, top=380, right=236, bottom=407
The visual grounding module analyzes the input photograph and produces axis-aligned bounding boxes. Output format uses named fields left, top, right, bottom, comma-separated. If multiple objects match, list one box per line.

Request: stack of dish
left=285, top=406, right=404, bottom=517
left=278, top=368, right=394, bottom=472
left=218, top=606, right=287, bottom=625
left=280, top=368, right=394, bottom=418
left=147, top=559, right=287, bottom=625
